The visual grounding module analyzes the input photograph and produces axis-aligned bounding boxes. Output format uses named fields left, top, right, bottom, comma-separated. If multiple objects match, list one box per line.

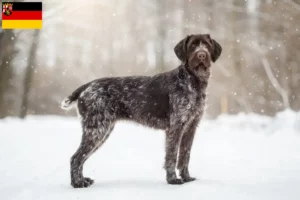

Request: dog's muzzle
left=197, top=51, right=206, bottom=61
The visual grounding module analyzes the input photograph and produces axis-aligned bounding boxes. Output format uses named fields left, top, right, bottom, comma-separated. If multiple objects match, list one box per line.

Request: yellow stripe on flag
left=2, top=20, right=42, bottom=29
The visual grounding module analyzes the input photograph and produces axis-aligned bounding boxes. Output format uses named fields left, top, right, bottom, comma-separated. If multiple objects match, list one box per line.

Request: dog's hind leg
left=70, top=115, right=114, bottom=188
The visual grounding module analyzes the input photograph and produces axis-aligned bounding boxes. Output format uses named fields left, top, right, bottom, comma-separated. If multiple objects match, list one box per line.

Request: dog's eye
left=202, top=40, right=212, bottom=47
left=201, top=41, right=208, bottom=46
left=191, top=40, right=199, bottom=48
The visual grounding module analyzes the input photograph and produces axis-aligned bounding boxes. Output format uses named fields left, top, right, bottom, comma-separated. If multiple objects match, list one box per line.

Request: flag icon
left=2, top=2, right=42, bottom=29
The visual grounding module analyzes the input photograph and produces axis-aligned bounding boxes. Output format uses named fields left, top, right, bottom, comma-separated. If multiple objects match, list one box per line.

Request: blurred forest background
left=0, top=0, right=299, bottom=119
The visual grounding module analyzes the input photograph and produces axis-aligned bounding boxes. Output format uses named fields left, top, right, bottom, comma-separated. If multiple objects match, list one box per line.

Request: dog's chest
left=185, top=84, right=206, bottom=116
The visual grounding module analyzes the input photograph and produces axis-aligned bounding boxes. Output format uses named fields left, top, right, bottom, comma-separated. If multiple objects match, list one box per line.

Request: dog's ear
left=211, top=39, right=222, bottom=62
left=174, top=35, right=191, bottom=62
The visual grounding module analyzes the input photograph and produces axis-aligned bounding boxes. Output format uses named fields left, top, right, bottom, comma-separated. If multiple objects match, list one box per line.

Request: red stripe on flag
left=2, top=11, right=42, bottom=20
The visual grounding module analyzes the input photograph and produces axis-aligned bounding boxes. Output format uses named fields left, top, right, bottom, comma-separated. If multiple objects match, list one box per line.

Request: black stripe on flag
left=2, top=2, right=42, bottom=11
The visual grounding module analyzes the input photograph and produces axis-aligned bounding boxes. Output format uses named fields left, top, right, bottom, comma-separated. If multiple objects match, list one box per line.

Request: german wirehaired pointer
left=61, top=34, right=222, bottom=188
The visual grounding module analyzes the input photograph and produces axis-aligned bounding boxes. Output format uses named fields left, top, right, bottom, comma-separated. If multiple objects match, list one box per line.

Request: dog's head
left=174, top=34, right=222, bottom=72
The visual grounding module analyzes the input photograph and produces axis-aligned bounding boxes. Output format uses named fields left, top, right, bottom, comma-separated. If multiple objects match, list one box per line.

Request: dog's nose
left=198, top=52, right=206, bottom=60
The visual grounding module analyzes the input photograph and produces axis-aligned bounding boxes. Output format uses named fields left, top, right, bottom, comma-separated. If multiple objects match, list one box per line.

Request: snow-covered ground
left=1, top=110, right=300, bottom=200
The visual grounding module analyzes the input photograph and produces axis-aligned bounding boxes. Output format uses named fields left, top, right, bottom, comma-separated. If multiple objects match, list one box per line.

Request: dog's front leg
left=177, top=115, right=201, bottom=182
left=164, top=122, right=184, bottom=185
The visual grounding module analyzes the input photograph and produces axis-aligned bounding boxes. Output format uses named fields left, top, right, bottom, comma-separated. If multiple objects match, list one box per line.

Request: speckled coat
left=62, top=34, right=222, bottom=188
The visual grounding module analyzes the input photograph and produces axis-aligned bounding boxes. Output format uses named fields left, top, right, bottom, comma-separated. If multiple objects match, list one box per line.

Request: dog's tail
left=61, top=82, right=91, bottom=110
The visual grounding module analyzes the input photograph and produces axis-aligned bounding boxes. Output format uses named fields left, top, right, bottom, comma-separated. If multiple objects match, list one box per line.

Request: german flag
left=2, top=2, right=42, bottom=29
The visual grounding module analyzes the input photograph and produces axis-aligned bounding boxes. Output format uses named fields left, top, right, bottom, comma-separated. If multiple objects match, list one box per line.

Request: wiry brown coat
left=61, top=34, right=222, bottom=188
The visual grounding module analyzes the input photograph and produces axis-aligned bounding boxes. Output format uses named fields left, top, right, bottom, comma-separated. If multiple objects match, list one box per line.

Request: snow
left=0, top=110, right=300, bottom=200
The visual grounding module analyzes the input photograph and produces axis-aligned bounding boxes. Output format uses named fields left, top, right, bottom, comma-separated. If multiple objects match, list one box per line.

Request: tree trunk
left=0, top=30, right=15, bottom=118
left=20, top=30, right=40, bottom=118
left=155, top=0, right=166, bottom=72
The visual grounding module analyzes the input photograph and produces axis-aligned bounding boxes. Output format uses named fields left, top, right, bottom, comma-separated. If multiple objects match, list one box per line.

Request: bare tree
left=155, top=0, right=166, bottom=72
left=20, top=30, right=40, bottom=118
left=262, top=58, right=290, bottom=109
left=0, top=30, right=16, bottom=118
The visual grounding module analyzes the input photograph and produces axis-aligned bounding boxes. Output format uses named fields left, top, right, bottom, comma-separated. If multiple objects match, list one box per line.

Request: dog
left=61, top=34, right=222, bottom=188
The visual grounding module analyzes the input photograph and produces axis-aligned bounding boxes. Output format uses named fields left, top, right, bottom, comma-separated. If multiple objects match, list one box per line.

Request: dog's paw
left=182, top=176, right=196, bottom=183
left=167, top=178, right=184, bottom=185
left=71, top=177, right=94, bottom=188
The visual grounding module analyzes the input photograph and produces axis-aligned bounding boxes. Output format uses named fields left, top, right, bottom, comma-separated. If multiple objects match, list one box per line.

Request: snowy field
left=1, top=110, right=300, bottom=200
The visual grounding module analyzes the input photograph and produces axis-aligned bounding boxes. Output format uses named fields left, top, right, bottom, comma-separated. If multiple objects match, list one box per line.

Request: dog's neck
left=179, top=63, right=210, bottom=92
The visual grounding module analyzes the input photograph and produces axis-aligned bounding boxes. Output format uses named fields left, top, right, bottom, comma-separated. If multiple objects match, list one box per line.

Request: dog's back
left=61, top=71, right=176, bottom=129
